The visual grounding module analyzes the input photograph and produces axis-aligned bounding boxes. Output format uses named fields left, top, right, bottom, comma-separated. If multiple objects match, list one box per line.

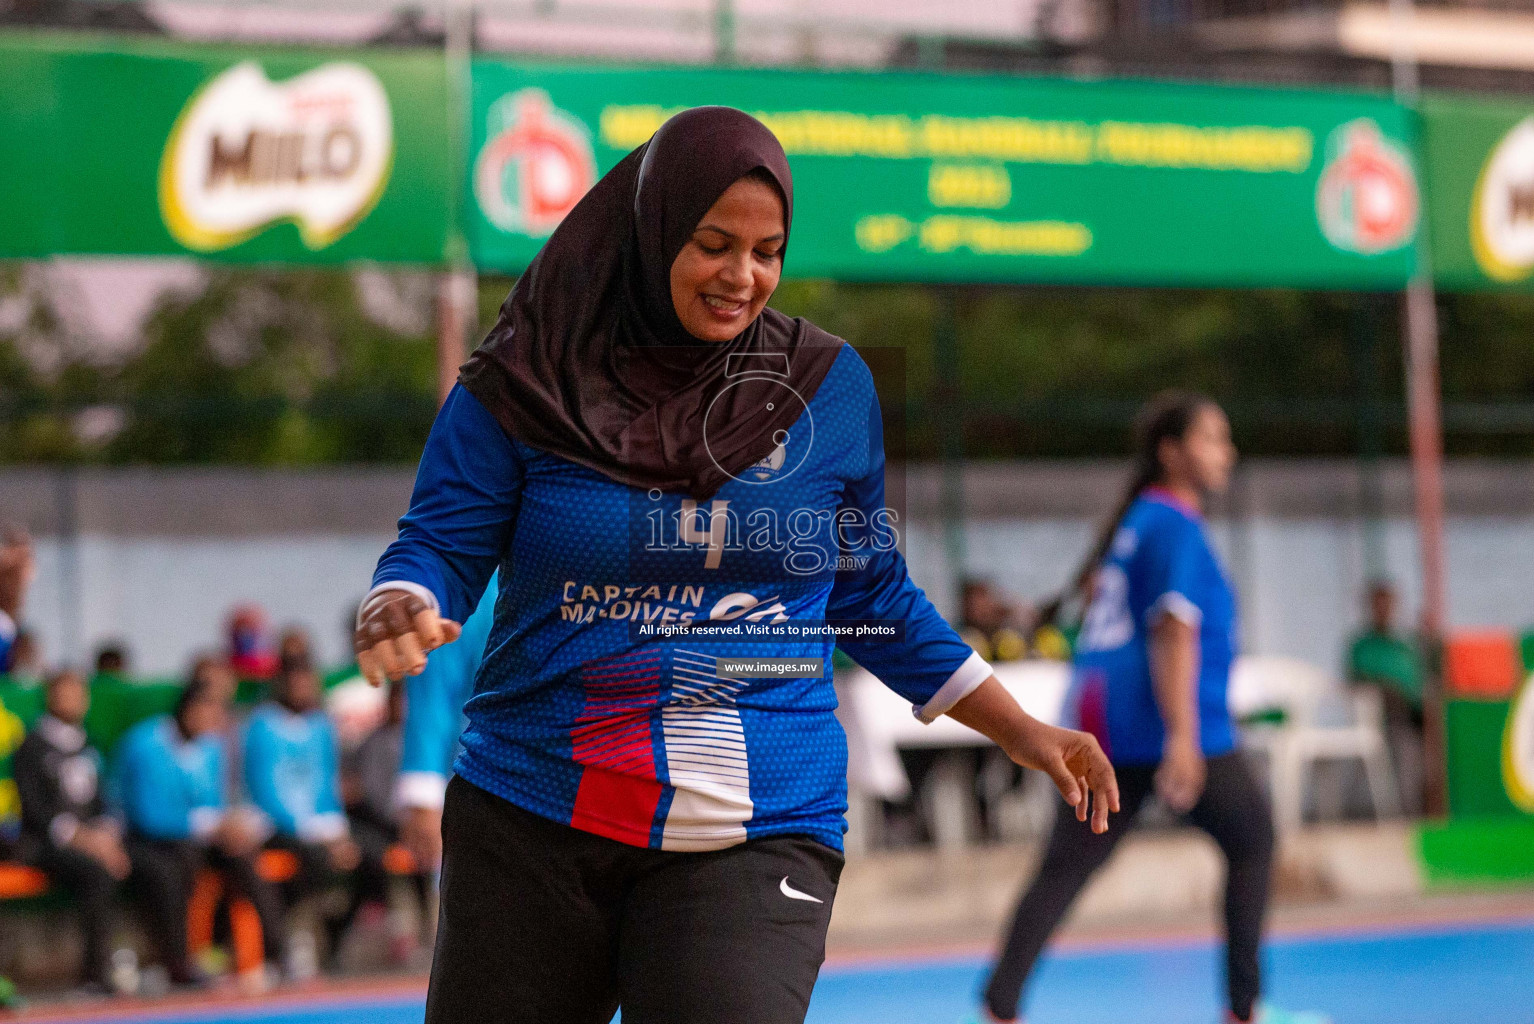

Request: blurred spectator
left=242, top=652, right=360, bottom=962
left=957, top=579, right=1070, bottom=661
left=322, top=606, right=388, bottom=753
left=85, top=641, right=135, bottom=755
left=397, top=578, right=498, bottom=871
left=4, top=630, right=42, bottom=686
left=1346, top=581, right=1423, bottom=706
left=1031, top=624, right=1071, bottom=661
left=227, top=605, right=279, bottom=680
left=331, top=681, right=430, bottom=968
left=1345, top=580, right=1424, bottom=814
left=0, top=691, right=22, bottom=855
left=183, top=654, right=245, bottom=807
left=0, top=526, right=35, bottom=678
left=958, top=579, right=1029, bottom=662
left=186, top=654, right=239, bottom=707
left=14, top=669, right=132, bottom=993
left=94, top=644, right=128, bottom=677
left=115, top=676, right=286, bottom=987
left=0, top=529, right=25, bottom=1013
left=278, top=626, right=313, bottom=669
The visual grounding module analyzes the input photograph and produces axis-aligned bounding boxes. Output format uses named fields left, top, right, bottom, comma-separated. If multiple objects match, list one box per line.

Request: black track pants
left=984, top=751, right=1276, bottom=1023
left=425, top=775, right=844, bottom=1024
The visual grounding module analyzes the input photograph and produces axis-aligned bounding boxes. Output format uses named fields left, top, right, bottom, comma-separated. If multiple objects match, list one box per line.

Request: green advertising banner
left=0, top=32, right=452, bottom=265
left=468, top=62, right=1420, bottom=289
left=1422, top=94, right=1534, bottom=291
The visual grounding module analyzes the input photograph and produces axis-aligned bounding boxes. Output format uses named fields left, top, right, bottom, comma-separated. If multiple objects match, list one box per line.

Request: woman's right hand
left=1155, top=735, right=1207, bottom=813
left=354, top=588, right=462, bottom=686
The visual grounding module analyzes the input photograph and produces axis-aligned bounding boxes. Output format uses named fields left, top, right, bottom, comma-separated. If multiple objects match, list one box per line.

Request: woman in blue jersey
left=116, top=675, right=287, bottom=986
left=353, top=106, right=1118, bottom=1024
left=980, top=392, right=1324, bottom=1024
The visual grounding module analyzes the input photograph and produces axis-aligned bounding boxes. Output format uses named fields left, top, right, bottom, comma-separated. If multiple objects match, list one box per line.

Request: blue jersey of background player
left=394, top=576, right=496, bottom=869
left=1071, top=487, right=1238, bottom=765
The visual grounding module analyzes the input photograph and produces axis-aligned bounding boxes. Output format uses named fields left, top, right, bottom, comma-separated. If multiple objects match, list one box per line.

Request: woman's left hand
left=947, top=676, right=1120, bottom=834
left=1005, top=718, right=1121, bottom=834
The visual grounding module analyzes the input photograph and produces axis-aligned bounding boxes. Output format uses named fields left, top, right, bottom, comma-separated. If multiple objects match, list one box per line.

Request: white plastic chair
left=1230, top=655, right=1399, bottom=830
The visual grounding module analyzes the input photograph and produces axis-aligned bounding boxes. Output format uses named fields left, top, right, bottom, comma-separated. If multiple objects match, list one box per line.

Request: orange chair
left=1445, top=630, right=1520, bottom=700
left=382, top=844, right=419, bottom=876
left=0, top=862, right=48, bottom=900
left=255, top=848, right=300, bottom=884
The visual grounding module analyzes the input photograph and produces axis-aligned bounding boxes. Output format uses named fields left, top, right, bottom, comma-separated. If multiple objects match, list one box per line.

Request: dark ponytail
left=1039, top=390, right=1216, bottom=628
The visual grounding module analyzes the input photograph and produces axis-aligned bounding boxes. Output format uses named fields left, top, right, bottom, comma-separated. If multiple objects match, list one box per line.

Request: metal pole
left=1351, top=295, right=1387, bottom=582
left=438, top=0, right=478, bottom=407
left=436, top=272, right=476, bottom=406
left=714, top=0, right=735, bottom=64
left=1389, top=0, right=1448, bottom=816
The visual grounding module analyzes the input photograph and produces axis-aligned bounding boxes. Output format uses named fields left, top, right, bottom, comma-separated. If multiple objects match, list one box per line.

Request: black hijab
left=459, top=106, right=844, bottom=501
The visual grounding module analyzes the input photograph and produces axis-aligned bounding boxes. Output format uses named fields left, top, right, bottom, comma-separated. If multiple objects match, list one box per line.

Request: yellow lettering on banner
left=857, top=213, right=1091, bottom=256
left=1094, top=122, right=1312, bottom=172
left=599, top=104, right=1315, bottom=174
left=599, top=105, right=680, bottom=149
left=920, top=115, right=1095, bottom=164
left=918, top=216, right=1092, bottom=257
left=755, top=110, right=916, bottom=158
left=855, top=214, right=915, bottom=252
left=928, top=164, right=1012, bottom=208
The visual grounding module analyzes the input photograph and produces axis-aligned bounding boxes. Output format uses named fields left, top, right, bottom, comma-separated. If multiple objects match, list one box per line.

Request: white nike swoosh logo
left=779, top=876, right=823, bottom=904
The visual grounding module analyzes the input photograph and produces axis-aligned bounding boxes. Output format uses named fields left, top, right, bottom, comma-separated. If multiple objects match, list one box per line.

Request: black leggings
left=326, top=813, right=431, bottom=959
left=33, top=845, right=118, bottom=987
left=426, top=775, right=843, bottom=1024
left=984, top=751, right=1275, bottom=1023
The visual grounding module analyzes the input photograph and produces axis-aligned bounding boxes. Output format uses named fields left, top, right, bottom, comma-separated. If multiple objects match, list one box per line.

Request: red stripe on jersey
left=1077, top=669, right=1112, bottom=759
left=570, top=650, right=664, bottom=844
left=571, top=767, right=663, bottom=845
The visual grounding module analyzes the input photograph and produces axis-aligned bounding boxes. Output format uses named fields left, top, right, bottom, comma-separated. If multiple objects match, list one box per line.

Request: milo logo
left=1315, top=119, right=1418, bottom=255
left=1504, top=671, right=1534, bottom=814
left=1471, top=116, right=1534, bottom=283
left=474, top=89, right=595, bottom=236
left=159, top=61, right=394, bottom=251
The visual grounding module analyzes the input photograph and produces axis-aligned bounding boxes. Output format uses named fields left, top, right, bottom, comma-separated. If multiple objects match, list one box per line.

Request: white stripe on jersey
left=661, top=650, right=753, bottom=850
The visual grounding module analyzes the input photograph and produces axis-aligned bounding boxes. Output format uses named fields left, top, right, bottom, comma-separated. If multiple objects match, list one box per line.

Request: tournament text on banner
left=468, top=62, right=1420, bottom=289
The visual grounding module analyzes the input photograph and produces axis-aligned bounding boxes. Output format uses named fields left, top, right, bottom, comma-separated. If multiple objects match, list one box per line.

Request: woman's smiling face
left=669, top=174, right=785, bottom=343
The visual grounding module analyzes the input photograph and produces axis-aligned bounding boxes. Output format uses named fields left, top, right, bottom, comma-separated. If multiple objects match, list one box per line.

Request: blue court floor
left=807, top=919, right=1534, bottom=1024
left=24, top=917, right=1534, bottom=1024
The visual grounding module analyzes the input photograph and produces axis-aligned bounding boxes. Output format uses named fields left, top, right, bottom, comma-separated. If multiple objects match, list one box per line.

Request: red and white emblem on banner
left=1316, top=119, right=1419, bottom=255
left=474, top=89, right=595, bottom=237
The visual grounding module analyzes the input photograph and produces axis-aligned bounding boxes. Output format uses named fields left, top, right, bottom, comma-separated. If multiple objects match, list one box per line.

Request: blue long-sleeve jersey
left=242, top=703, right=347, bottom=842
left=1070, top=489, right=1239, bottom=765
left=114, top=715, right=225, bottom=842
left=396, top=578, right=497, bottom=810
left=372, top=345, right=988, bottom=852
